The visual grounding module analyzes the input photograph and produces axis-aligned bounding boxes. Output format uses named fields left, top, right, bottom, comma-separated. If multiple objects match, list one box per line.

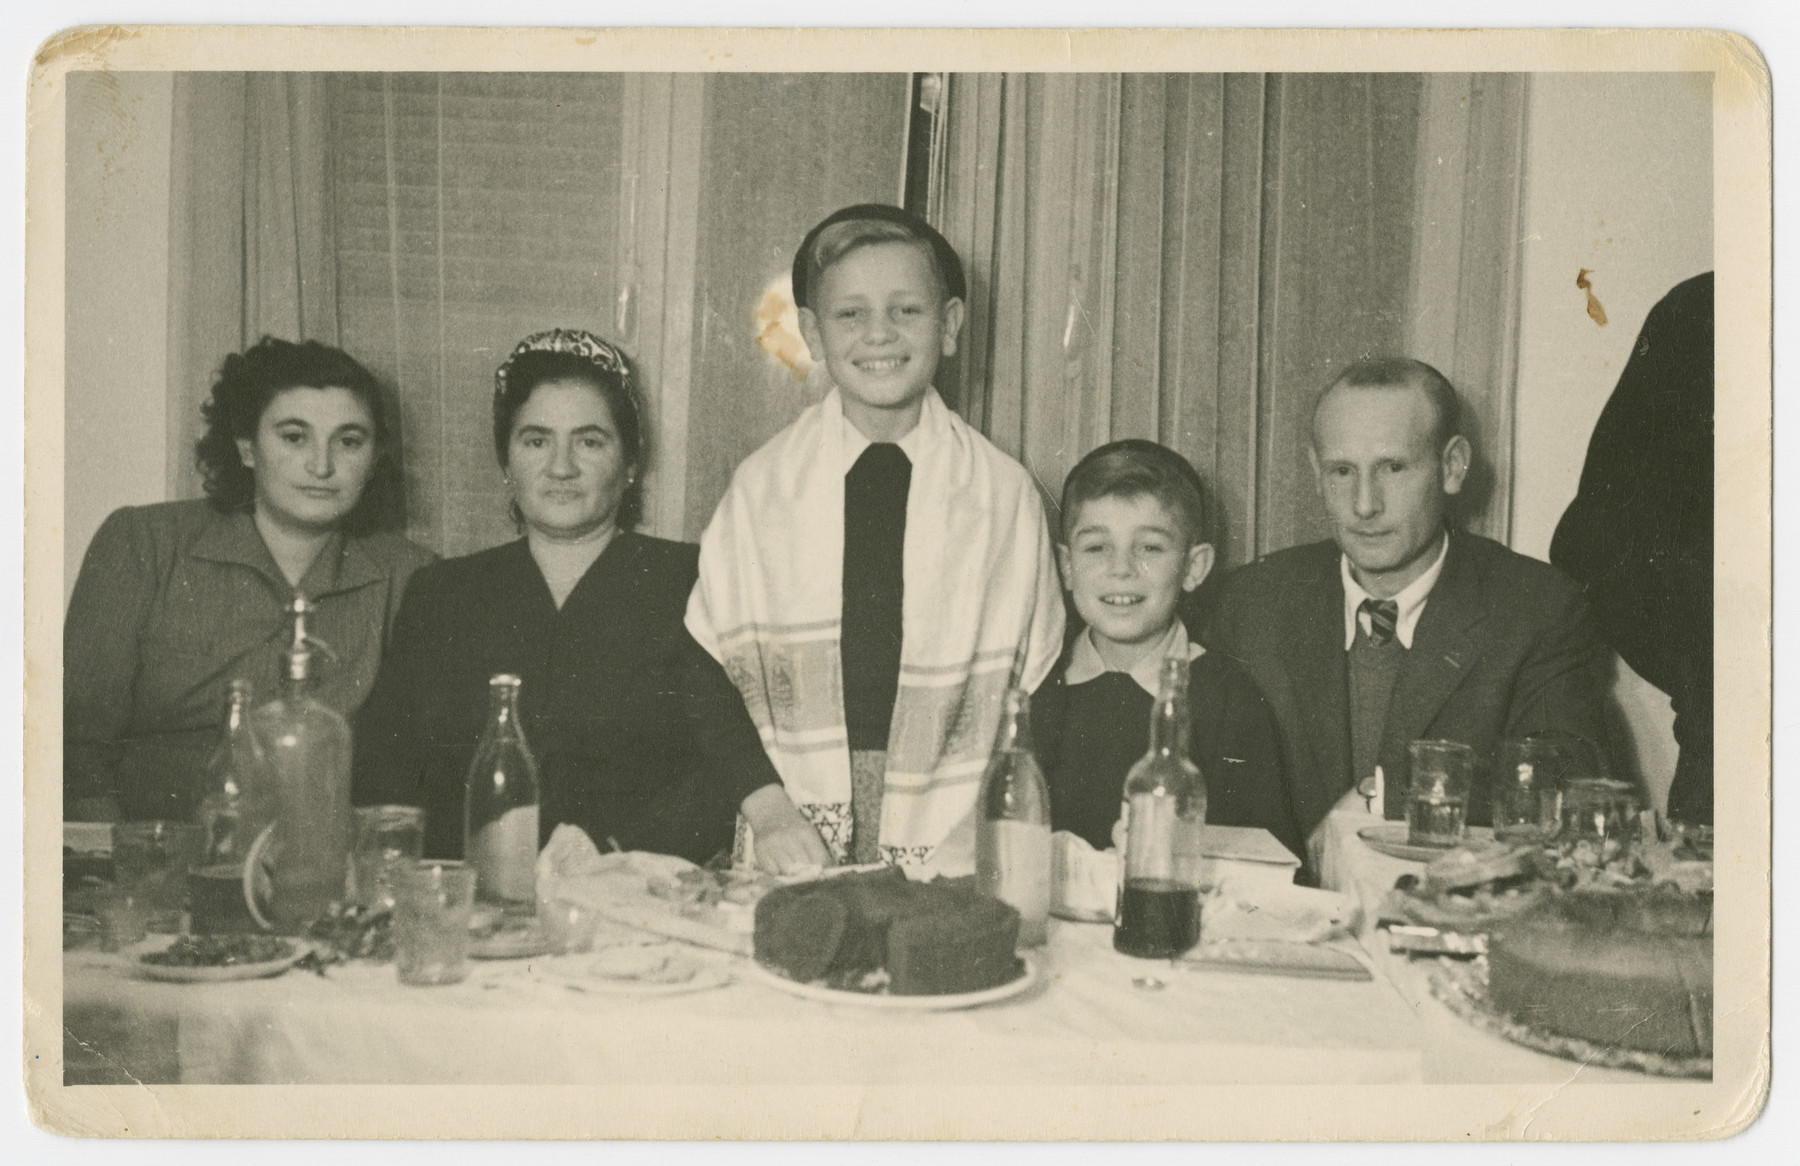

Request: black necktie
left=1361, top=598, right=1400, bottom=648
left=841, top=443, right=911, bottom=750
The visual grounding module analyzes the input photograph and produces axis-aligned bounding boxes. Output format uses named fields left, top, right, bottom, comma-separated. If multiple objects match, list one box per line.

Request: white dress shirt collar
left=837, top=397, right=935, bottom=467
left=1341, top=532, right=1450, bottom=651
left=1064, top=619, right=1205, bottom=697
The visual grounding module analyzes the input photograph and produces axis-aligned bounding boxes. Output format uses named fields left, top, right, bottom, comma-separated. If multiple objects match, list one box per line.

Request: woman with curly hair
left=64, top=337, right=434, bottom=822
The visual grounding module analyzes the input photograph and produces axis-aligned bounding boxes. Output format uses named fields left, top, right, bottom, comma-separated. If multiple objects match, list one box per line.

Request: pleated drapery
left=165, top=73, right=340, bottom=502
left=924, top=72, right=1526, bottom=564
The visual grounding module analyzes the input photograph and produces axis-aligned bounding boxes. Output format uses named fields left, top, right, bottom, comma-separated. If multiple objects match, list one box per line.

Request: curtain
left=327, top=73, right=627, bottom=556
left=163, top=73, right=908, bottom=553
left=165, top=73, right=339, bottom=501
left=928, top=73, right=1526, bottom=565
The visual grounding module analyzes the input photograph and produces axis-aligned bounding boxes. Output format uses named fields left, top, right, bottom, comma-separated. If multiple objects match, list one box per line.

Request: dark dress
left=351, top=532, right=780, bottom=864
left=1033, top=651, right=1303, bottom=863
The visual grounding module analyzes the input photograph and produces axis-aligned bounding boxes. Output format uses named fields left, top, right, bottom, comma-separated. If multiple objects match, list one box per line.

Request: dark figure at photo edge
left=1205, top=357, right=1612, bottom=851
left=64, top=337, right=435, bottom=824
left=351, top=329, right=785, bottom=865
left=1033, top=440, right=1304, bottom=863
left=1552, top=272, right=1714, bottom=826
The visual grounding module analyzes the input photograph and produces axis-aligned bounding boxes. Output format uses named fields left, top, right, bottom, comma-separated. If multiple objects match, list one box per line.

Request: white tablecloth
left=65, top=913, right=1424, bottom=1086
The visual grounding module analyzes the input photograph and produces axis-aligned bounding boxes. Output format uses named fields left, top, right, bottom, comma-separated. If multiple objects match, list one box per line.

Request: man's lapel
left=1384, top=533, right=1489, bottom=755
left=1289, top=552, right=1351, bottom=807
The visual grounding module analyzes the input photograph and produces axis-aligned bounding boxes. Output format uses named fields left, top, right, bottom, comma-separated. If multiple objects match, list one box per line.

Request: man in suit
left=1207, top=357, right=1610, bottom=849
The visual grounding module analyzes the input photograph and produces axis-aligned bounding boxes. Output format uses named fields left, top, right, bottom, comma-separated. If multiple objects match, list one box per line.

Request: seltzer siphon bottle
left=464, top=674, right=541, bottom=916
left=1114, top=655, right=1208, bottom=958
left=250, top=596, right=354, bottom=933
left=976, top=686, right=1052, bottom=947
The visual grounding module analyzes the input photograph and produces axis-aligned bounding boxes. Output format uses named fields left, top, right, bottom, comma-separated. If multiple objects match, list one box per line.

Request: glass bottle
left=1114, top=655, right=1207, bottom=958
left=250, top=596, right=354, bottom=932
left=464, top=674, right=541, bottom=916
left=196, top=680, right=268, bottom=865
left=975, top=687, right=1052, bottom=946
left=190, top=680, right=272, bottom=933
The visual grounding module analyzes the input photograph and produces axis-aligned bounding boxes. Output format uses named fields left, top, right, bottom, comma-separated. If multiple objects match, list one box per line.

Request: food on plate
left=304, top=902, right=395, bottom=964
left=1385, top=842, right=1550, bottom=929
left=140, top=934, right=298, bottom=968
left=1553, top=830, right=1713, bottom=895
left=585, top=942, right=702, bottom=985
left=753, top=868, right=1022, bottom=995
left=646, top=865, right=782, bottom=934
left=1486, top=885, right=1713, bottom=1058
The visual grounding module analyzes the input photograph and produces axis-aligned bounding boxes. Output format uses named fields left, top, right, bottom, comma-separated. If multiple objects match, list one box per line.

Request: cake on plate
left=1486, top=886, right=1713, bottom=1058
left=753, top=868, right=1022, bottom=995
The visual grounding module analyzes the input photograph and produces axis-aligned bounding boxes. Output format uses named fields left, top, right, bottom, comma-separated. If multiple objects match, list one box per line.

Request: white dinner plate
left=134, top=939, right=308, bottom=983
left=1358, top=822, right=1495, bottom=863
left=537, top=943, right=732, bottom=996
left=745, top=953, right=1038, bottom=1011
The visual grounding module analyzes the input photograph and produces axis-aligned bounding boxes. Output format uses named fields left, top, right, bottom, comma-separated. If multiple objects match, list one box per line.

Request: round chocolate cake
left=753, top=868, right=1023, bottom=995
left=1486, top=887, right=1713, bottom=1058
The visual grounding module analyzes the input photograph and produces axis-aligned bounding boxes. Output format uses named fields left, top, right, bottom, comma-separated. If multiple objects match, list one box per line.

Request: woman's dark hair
left=193, top=336, right=402, bottom=534
left=492, top=348, right=645, bottom=530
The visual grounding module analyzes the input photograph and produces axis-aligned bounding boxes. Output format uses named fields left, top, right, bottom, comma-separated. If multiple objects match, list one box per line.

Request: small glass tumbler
left=1558, top=779, right=1642, bottom=868
left=538, top=895, right=600, bottom=955
left=1406, top=740, right=1476, bottom=848
left=1491, top=737, right=1571, bottom=843
left=111, top=821, right=207, bottom=933
left=393, top=860, right=476, bottom=986
left=352, top=805, right=426, bottom=912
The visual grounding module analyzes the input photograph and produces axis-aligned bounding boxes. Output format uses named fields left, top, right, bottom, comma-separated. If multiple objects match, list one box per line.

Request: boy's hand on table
left=740, top=783, right=834, bottom=875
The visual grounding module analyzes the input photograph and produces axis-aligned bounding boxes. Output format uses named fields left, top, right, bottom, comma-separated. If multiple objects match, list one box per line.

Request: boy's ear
left=797, top=306, right=826, bottom=364
left=940, top=297, right=967, bottom=358
left=1055, top=541, right=1073, bottom=589
left=1181, top=542, right=1215, bottom=593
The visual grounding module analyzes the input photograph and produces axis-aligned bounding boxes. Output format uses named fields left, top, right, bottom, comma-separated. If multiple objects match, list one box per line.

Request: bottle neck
left=996, top=691, right=1034, bottom=755
left=487, top=683, right=524, bottom=736
left=226, top=687, right=253, bottom=733
left=1146, top=665, right=1191, bottom=760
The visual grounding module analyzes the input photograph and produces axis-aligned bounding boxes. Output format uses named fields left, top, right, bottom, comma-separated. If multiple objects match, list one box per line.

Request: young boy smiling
left=1035, top=440, right=1301, bottom=861
left=686, top=204, right=1064, bottom=877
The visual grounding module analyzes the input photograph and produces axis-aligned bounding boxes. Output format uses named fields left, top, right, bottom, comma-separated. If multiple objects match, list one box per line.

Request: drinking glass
left=393, top=860, right=476, bottom=986
left=352, top=805, right=426, bottom=912
left=1406, top=740, right=1475, bottom=848
left=1491, top=737, right=1572, bottom=842
left=111, top=821, right=207, bottom=932
left=1558, top=779, right=1641, bottom=868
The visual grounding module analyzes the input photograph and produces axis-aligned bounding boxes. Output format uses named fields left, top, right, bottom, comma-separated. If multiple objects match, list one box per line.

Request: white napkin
left=1051, top=830, right=1120, bottom=921
left=1199, top=877, right=1358, bottom=945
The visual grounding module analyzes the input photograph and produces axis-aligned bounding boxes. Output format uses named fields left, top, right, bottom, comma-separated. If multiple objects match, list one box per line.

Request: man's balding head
left=1313, top=357, right=1461, bottom=453
left=1308, top=357, right=1472, bottom=598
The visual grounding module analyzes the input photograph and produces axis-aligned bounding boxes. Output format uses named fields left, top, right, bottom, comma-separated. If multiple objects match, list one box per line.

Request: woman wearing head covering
left=64, top=337, right=435, bottom=823
left=351, top=330, right=784, bottom=863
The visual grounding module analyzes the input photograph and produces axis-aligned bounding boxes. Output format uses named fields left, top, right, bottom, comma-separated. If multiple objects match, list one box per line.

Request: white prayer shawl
left=686, top=388, right=1066, bottom=876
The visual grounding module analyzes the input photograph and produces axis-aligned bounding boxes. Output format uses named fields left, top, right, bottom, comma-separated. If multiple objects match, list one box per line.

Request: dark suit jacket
left=1205, top=532, right=1610, bottom=840
left=1552, top=272, right=1712, bottom=823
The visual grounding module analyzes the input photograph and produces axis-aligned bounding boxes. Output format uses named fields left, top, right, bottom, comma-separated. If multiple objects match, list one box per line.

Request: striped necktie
left=1361, top=597, right=1400, bottom=648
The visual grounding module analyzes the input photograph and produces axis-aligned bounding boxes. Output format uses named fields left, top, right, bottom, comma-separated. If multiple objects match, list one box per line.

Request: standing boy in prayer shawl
left=687, top=204, right=1065, bottom=878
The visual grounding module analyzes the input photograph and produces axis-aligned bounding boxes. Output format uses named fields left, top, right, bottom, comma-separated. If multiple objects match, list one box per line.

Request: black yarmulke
left=790, top=203, right=967, bottom=311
